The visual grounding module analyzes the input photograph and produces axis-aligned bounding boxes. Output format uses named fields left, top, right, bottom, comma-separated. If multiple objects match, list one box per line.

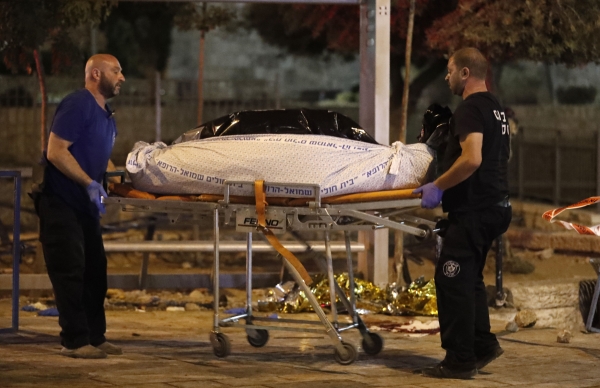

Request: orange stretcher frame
left=108, top=182, right=420, bottom=205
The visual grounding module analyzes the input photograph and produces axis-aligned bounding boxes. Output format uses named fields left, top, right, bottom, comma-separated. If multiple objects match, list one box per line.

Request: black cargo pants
left=435, top=204, right=512, bottom=367
left=38, top=192, right=107, bottom=349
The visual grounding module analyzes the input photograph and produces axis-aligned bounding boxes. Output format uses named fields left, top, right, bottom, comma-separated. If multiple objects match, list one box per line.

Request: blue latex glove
left=86, top=181, right=108, bottom=215
left=413, top=182, right=443, bottom=209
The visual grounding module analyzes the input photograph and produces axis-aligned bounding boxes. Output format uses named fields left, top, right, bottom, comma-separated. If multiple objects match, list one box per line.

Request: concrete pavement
left=2, top=298, right=600, bottom=388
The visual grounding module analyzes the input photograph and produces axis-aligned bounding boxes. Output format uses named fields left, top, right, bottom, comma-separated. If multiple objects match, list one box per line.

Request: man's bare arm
left=46, top=132, right=93, bottom=187
left=434, top=132, right=482, bottom=190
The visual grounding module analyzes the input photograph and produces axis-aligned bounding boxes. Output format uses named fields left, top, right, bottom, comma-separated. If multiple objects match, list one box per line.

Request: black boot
left=421, top=356, right=477, bottom=380
left=476, top=346, right=504, bottom=369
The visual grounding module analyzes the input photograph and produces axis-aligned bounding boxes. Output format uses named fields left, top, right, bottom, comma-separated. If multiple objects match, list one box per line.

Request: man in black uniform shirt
left=413, top=47, right=512, bottom=379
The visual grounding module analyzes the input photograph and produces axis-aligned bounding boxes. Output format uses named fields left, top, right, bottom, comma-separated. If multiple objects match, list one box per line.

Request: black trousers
left=435, top=205, right=512, bottom=368
left=38, top=192, right=107, bottom=349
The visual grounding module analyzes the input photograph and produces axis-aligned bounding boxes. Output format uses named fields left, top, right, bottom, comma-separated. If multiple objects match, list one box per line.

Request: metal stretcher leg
left=325, top=231, right=339, bottom=329
left=344, top=231, right=357, bottom=325
left=209, top=208, right=231, bottom=357
left=210, top=218, right=356, bottom=362
left=246, top=232, right=253, bottom=318
left=289, top=231, right=384, bottom=355
left=244, top=232, right=270, bottom=347
left=281, top=257, right=357, bottom=364
left=344, top=231, right=384, bottom=355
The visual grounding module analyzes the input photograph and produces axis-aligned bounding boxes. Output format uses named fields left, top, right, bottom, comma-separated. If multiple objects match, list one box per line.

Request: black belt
left=494, top=196, right=511, bottom=208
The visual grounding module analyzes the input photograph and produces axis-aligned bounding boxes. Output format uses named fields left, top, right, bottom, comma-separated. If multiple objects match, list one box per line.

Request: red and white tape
left=542, top=197, right=600, bottom=236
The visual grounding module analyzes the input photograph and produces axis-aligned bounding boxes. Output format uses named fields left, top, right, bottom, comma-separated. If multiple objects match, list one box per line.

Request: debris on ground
left=370, top=319, right=440, bottom=336
left=557, top=329, right=572, bottom=343
left=506, top=320, right=519, bottom=332
left=515, top=310, right=537, bottom=328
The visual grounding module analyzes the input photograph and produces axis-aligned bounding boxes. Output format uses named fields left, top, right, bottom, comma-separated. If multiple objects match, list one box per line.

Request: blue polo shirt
left=44, top=89, right=117, bottom=219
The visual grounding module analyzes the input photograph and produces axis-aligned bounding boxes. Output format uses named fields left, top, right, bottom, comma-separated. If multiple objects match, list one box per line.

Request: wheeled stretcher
left=104, top=179, right=437, bottom=365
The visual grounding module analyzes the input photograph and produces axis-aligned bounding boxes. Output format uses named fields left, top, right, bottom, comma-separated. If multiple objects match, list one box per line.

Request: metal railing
left=509, top=129, right=600, bottom=209
left=0, top=170, right=21, bottom=332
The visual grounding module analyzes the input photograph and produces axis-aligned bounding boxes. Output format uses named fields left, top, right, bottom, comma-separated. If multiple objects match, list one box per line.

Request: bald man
left=38, top=54, right=125, bottom=359
left=413, top=48, right=511, bottom=379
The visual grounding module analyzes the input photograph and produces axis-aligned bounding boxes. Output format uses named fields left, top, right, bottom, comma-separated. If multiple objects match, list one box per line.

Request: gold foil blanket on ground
left=257, top=273, right=438, bottom=316
left=542, top=196, right=600, bottom=236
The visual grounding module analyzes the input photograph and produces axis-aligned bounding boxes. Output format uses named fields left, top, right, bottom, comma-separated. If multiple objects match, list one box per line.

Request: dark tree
left=427, top=0, right=600, bottom=66
left=0, top=0, right=112, bottom=151
left=101, top=2, right=186, bottom=77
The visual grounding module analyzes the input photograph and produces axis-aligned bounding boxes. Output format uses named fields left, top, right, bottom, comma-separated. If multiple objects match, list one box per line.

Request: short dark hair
left=451, top=48, right=488, bottom=80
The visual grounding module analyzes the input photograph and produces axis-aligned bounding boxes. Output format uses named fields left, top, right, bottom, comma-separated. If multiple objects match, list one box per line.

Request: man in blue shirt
left=38, top=54, right=125, bottom=359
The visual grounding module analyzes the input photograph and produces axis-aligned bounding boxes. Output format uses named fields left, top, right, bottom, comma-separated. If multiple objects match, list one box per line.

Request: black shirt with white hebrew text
left=441, top=92, right=510, bottom=213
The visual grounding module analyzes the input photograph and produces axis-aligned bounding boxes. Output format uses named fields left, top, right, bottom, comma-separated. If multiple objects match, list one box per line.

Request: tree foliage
left=245, top=0, right=600, bottom=66
left=174, top=2, right=236, bottom=33
left=242, top=1, right=454, bottom=59
left=102, top=2, right=182, bottom=77
left=427, top=0, right=600, bottom=66
left=0, top=0, right=112, bottom=74
left=101, top=2, right=236, bottom=78
left=242, top=1, right=455, bottom=109
left=243, top=4, right=351, bottom=57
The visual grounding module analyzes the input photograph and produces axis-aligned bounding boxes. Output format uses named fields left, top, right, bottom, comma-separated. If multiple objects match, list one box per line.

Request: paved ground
left=2, top=299, right=600, bottom=388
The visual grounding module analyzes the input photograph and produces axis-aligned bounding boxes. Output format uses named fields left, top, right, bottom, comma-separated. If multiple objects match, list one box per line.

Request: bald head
left=84, top=54, right=125, bottom=100
left=85, top=54, right=119, bottom=80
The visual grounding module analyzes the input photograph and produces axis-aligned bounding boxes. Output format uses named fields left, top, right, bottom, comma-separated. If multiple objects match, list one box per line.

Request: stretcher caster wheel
left=334, top=341, right=357, bottom=365
left=210, top=332, right=231, bottom=358
left=246, top=329, right=269, bottom=347
left=361, top=332, right=384, bottom=355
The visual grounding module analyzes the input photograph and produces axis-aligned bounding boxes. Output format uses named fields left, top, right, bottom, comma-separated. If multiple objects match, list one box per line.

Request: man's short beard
left=450, top=81, right=464, bottom=96
left=99, top=72, right=117, bottom=99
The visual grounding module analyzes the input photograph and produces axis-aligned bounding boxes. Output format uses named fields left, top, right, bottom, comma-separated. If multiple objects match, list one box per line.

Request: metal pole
left=0, top=170, right=22, bottom=332
left=246, top=232, right=252, bottom=316
left=554, top=130, right=561, bottom=205
left=597, top=128, right=600, bottom=212
left=197, top=28, right=206, bottom=125
left=212, top=208, right=220, bottom=331
left=155, top=71, right=162, bottom=142
left=12, top=172, right=21, bottom=331
left=358, top=0, right=390, bottom=286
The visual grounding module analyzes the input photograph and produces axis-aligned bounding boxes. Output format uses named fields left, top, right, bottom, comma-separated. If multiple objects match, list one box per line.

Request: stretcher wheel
left=246, top=329, right=269, bottom=347
left=334, top=341, right=357, bottom=365
left=361, top=332, right=384, bottom=355
left=211, top=332, right=231, bottom=358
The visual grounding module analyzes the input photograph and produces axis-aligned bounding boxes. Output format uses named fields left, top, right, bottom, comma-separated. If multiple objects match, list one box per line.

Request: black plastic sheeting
left=418, top=103, right=452, bottom=151
left=173, top=109, right=378, bottom=145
